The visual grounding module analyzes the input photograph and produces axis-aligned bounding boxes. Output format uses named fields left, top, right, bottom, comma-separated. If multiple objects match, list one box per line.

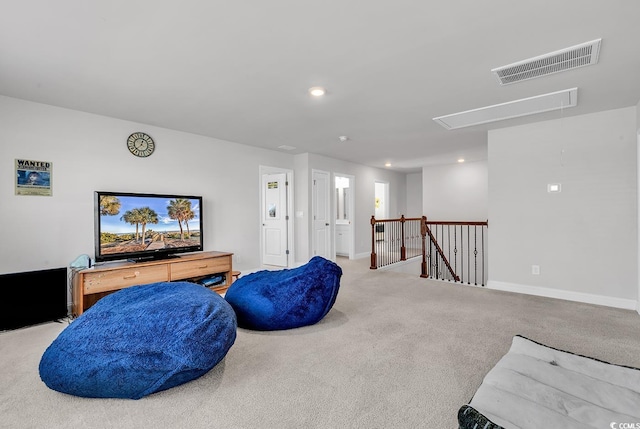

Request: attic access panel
left=432, top=87, right=577, bottom=130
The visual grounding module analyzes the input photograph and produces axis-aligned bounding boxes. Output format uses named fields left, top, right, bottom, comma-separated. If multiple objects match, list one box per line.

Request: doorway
left=260, top=166, right=294, bottom=267
left=375, top=181, right=389, bottom=219
left=334, top=174, right=355, bottom=259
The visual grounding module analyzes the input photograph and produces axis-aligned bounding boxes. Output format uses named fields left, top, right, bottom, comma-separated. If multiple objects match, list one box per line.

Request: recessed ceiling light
left=385, top=162, right=391, bottom=167
left=338, top=136, right=348, bottom=142
left=309, top=86, right=326, bottom=97
left=458, top=158, right=465, bottom=163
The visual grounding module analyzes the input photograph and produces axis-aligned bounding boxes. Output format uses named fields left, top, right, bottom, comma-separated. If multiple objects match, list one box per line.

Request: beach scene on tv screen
left=98, top=195, right=201, bottom=256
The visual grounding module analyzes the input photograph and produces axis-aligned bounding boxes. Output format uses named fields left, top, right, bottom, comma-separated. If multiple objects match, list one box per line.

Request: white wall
left=405, top=172, right=422, bottom=218
left=422, top=160, right=488, bottom=221
left=293, top=153, right=310, bottom=264
left=488, top=107, right=638, bottom=309
left=0, top=95, right=294, bottom=275
left=637, top=98, right=640, bottom=313
left=0, top=95, right=410, bottom=279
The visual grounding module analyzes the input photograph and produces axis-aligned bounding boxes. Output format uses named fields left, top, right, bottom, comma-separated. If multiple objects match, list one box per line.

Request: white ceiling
left=2, top=1, right=639, bottom=172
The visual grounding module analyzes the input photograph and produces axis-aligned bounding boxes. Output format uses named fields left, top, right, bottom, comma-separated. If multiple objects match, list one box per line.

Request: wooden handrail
left=372, top=217, right=422, bottom=223
left=425, top=220, right=488, bottom=226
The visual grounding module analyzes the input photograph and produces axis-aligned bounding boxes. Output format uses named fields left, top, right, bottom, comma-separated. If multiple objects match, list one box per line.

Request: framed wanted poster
left=15, top=159, right=52, bottom=196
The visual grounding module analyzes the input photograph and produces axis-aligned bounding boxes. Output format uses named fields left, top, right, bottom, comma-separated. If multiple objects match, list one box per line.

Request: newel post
left=420, top=215, right=429, bottom=278
left=400, top=215, right=406, bottom=261
left=370, top=216, right=377, bottom=269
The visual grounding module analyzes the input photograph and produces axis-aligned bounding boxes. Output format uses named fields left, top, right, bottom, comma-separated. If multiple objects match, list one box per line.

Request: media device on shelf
left=94, top=191, right=204, bottom=263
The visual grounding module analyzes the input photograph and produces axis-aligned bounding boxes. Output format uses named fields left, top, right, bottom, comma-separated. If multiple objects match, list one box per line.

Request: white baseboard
left=355, top=252, right=370, bottom=260
left=487, top=280, right=638, bottom=311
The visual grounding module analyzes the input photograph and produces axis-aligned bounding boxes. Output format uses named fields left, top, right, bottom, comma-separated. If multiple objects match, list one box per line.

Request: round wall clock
left=127, top=132, right=155, bottom=157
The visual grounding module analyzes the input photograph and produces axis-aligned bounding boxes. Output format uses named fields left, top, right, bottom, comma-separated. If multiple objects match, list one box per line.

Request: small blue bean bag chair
left=224, top=256, right=342, bottom=331
left=39, top=281, right=237, bottom=399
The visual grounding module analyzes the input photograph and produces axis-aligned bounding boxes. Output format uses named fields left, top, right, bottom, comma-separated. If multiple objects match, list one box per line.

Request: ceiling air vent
left=492, top=39, right=601, bottom=85
left=433, top=87, right=577, bottom=130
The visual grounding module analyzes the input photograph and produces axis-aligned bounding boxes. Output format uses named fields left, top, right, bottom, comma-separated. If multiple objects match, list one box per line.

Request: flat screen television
left=94, top=191, right=204, bottom=263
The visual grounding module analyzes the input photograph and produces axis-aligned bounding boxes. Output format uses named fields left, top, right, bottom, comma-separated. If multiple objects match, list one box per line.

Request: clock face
left=127, top=132, right=155, bottom=157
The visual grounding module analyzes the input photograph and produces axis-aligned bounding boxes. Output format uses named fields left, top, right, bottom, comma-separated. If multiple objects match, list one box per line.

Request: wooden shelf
left=72, top=251, right=233, bottom=317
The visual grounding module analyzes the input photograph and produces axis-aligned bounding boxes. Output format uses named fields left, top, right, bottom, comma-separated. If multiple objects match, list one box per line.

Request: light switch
left=547, top=183, right=561, bottom=193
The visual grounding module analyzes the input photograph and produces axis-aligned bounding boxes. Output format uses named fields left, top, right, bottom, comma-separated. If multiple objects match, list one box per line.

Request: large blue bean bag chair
left=224, top=256, right=342, bottom=330
left=39, top=281, right=237, bottom=399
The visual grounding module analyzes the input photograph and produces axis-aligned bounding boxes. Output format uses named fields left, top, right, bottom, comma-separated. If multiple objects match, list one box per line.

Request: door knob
left=325, top=223, right=330, bottom=226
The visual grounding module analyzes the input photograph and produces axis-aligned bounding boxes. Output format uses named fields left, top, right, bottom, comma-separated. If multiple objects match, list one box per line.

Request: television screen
left=94, top=191, right=204, bottom=263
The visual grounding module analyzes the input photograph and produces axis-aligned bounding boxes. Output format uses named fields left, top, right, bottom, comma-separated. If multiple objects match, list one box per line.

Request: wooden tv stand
left=72, top=251, right=233, bottom=317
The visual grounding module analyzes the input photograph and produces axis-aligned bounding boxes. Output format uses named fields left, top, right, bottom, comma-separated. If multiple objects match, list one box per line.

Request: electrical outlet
left=531, top=265, right=540, bottom=275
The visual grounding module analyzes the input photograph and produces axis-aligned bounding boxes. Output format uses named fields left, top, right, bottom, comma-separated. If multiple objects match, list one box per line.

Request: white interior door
left=312, top=170, right=331, bottom=259
left=262, top=172, right=288, bottom=266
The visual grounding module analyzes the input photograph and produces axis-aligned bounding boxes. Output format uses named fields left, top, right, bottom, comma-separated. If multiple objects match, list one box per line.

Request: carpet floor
left=1, top=256, right=639, bottom=429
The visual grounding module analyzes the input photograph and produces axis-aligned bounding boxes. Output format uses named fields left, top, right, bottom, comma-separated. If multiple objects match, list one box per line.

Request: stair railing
left=370, top=215, right=488, bottom=286
left=420, top=216, right=459, bottom=281
left=370, top=215, right=422, bottom=269
left=421, top=217, right=488, bottom=286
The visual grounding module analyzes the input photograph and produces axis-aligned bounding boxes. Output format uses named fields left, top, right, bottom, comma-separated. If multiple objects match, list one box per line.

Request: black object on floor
left=0, top=267, right=67, bottom=331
